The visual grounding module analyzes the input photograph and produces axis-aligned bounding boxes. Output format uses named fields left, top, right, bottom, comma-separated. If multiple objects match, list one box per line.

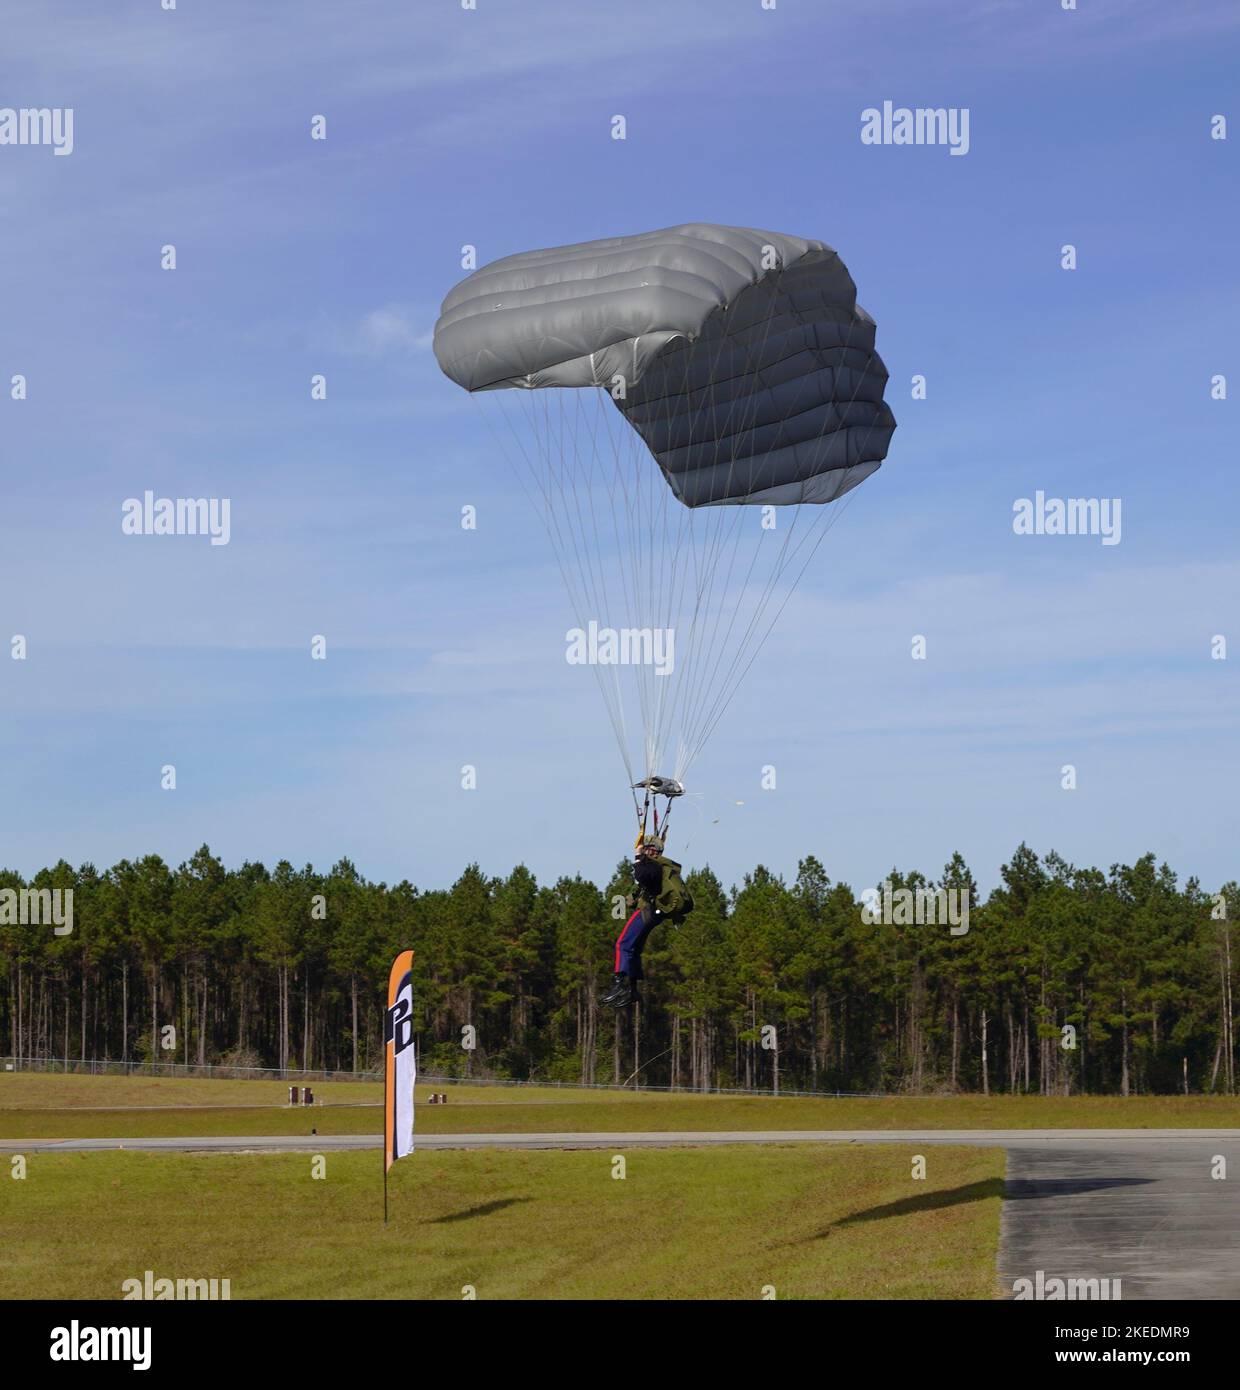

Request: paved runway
left=998, top=1137, right=1240, bottom=1300
left=9, top=1128, right=1239, bottom=1297
left=3, top=1127, right=1238, bottom=1153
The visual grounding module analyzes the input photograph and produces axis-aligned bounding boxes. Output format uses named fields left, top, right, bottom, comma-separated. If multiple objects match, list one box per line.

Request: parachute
left=434, top=223, right=895, bottom=833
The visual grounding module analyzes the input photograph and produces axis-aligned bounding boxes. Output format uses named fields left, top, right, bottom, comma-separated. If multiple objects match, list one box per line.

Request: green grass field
left=0, top=1143, right=1003, bottom=1299
left=1, top=1072, right=1237, bottom=1139
left=4, top=1073, right=1236, bottom=1299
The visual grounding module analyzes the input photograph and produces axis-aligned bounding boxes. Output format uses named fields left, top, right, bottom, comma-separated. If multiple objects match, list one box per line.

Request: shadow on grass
left=835, top=1177, right=1007, bottom=1227
left=779, top=1178, right=1006, bottom=1244
left=807, top=1174, right=1155, bottom=1240
left=428, top=1198, right=532, bottom=1224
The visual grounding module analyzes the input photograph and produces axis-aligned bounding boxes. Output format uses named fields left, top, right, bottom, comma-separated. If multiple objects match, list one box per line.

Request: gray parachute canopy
left=433, top=222, right=895, bottom=507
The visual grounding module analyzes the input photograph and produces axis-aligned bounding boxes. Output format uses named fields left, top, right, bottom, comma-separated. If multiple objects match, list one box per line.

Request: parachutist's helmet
left=641, top=836, right=664, bottom=851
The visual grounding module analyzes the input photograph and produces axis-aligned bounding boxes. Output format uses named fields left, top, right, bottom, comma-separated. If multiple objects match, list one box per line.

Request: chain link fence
left=0, top=1055, right=888, bottom=1099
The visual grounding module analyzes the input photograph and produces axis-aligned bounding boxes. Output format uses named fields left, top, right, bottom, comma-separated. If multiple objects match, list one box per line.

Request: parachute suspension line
left=589, top=389, right=655, bottom=785
left=677, top=497, right=858, bottom=775
left=645, top=270, right=784, bottom=783
left=665, top=339, right=781, bottom=769
left=518, top=376, right=682, bottom=789
left=561, top=388, right=627, bottom=736
left=686, top=488, right=859, bottom=767
left=672, top=281, right=886, bottom=774
left=612, top=388, right=662, bottom=778
left=678, top=498, right=824, bottom=775
left=642, top=363, right=688, bottom=777
left=590, top=375, right=695, bottom=784
left=468, top=239, right=891, bottom=797
left=556, top=387, right=638, bottom=784
left=642, top=390, right=687, bottom=779
left=584, top=384, right=659, bottom=779
left=676, top=302, right=892, bottom=773
left=669, top=293, right=808, bottom=769
left=565, top=389, right=637, bottom=781
left=482, top=388, right=637, bottom=787
left=644, top=282, right=790, bottom=777
left=646, top=310, right=739, bottom=772
left=646, top=381, right=728, bottom=777
left=618, top=284, right=780, bottom=782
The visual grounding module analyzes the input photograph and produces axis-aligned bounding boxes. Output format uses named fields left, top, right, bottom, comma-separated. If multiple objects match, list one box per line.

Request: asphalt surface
left=998, top=1137, right=1240, bottom=1300
left=8, top=1128, right=1239, bottom=1298
left=3, top=1127, right=1238, bottom=1153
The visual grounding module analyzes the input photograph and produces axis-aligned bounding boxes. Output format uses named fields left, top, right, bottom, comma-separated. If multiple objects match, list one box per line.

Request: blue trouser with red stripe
left=615, top=904, right=661, bottom=980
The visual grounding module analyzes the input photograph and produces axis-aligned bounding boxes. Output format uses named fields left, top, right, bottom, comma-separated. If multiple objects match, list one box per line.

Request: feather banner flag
left=383, top=950, right=415, bottom=1219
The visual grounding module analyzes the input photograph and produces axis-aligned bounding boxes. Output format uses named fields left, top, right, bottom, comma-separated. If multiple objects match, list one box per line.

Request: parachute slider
left=632, top=776, right=685, bottom=798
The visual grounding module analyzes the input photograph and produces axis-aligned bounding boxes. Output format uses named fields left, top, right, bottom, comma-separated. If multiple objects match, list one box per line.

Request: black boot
left=600, top=973, right=627, bottom=1005
left=607, top=975, right=637, bottom=1008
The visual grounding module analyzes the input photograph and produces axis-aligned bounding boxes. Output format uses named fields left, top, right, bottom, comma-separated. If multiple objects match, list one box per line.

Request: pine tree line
left=1, top=843, right=1236, bottom=1095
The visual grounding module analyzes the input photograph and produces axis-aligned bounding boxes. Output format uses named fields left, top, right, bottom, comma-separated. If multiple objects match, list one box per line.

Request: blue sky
left=2, top=0, right=1237, bottom=895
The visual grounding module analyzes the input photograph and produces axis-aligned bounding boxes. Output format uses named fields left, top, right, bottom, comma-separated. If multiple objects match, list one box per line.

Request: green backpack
left=653, top=855, right=694, bottom=917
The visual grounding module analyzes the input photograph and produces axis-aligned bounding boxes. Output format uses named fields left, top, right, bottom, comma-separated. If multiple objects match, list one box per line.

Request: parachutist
left=602, top=835, right=694, bottom=1008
